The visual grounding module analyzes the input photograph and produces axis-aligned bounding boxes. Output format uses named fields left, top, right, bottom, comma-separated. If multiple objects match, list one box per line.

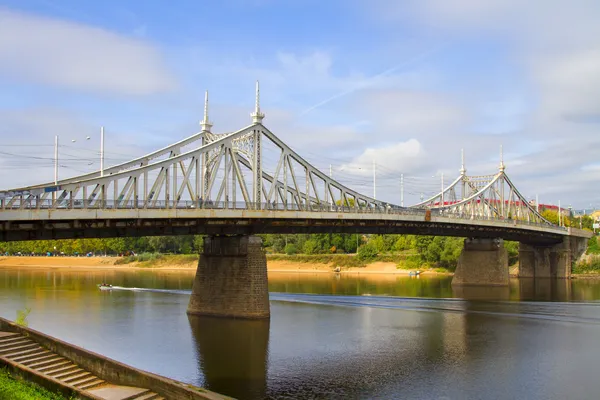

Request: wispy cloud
left=0, top=8, right=176, bottom=95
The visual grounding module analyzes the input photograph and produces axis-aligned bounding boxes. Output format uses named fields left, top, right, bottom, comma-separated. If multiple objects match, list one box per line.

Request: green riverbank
left=0, top=368, right=67, bottom=400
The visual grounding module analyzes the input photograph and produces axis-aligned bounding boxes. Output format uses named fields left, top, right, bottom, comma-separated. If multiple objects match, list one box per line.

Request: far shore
left=0, top=256, right=450, bottom=275
left=2, top=256, right=598, bottom=278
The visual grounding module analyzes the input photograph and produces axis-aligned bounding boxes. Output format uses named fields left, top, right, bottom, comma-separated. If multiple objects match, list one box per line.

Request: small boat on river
left=97, top=283, right=113, bottom=290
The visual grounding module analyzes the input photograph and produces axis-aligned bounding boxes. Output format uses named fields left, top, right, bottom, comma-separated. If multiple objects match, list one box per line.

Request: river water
left=2, top=268, right=600, bottom=399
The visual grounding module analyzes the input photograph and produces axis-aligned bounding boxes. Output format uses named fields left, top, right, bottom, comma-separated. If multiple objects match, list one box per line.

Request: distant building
left=590, top=210, right=600, bottom=222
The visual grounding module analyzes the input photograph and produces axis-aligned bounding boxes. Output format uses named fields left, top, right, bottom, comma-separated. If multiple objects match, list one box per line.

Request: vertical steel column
left=232, top=152, right=236, bottom=209
left=113, top=180, right=118, bottom=208
left=305, top=168, right=310, bottom=211
left=224, top=148, right=229, bottom=209
left=173, top=161, right=178, bottom=205
left=195, top=157, right=200, bottom=206
left=144, top=171, right=148, bottom=209
left=283, top=155, right=288, bottom=210
left=165, top=167, right=170, bottom=209
left=133, top=177, right=138, bottom=209
left=253, top=129, right=262, bottom=210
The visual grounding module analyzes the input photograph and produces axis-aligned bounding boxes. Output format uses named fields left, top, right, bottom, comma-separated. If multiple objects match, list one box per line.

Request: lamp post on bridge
left=53, top=128, right=104, bottom=185
left=400, top=173, right=404, bottom=207
left=373, top=160, right=376, bottom=200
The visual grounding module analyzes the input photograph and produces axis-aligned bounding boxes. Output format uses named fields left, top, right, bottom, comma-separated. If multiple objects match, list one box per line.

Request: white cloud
left=340, top=139, right=426, bottom=175
left=530, top=49, right=600, bottom=120
left=0, top=8, right=175, bottom=95
left=362, top=0, right=600, bottom=207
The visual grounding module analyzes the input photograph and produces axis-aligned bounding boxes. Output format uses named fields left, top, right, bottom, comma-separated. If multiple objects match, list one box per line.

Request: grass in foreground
left=0, top=368, right=67, bottom=400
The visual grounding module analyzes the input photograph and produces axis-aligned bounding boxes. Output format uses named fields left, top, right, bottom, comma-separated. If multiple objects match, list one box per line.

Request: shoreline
left=0, top=256, right=449, bottom=275
left=2, top=256, right=599, bottom=278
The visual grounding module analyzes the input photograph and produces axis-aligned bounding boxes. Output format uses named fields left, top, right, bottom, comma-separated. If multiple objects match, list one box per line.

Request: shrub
left=303, top=240, right=319, bottom=255
left=15, top=307, right=31, bottom=327
left=284, top=244, right=297, bottom=255
left=357, top=243, right=378, bottom=261
left=587, top=236, right=600, bottom=255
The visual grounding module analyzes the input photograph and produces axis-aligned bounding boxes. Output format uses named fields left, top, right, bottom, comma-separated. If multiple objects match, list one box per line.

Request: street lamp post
left=400, top=173, right=404, bottom=207
left=54, top=135, right=59, bottom=185
left=53, top=129, right=101, bottom=188
left=100, top=127, right=105, bottom=177
left=373, top=160, right=376, bottom=200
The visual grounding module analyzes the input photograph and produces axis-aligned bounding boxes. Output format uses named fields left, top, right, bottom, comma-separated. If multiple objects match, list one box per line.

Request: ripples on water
left=2, top=268, right=600, bottom=399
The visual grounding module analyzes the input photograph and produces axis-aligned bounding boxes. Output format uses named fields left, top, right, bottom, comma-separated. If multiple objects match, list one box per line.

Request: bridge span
left=0, top=83, right=592, bottom=319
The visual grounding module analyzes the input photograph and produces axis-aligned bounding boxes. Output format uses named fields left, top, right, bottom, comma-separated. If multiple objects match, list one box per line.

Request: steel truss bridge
left=0, top=83, right=590, bottom=243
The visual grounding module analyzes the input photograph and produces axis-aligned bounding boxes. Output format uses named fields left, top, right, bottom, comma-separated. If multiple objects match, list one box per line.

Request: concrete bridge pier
left=519, top=236, right=588, bottom=279
left=452, top=238, right=509, bottom=286
left=187, top=235, right=270, bottom=319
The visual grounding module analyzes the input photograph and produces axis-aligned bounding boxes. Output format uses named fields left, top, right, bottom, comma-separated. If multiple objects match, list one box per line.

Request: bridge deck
left=0, top=208, right=590, bottom=244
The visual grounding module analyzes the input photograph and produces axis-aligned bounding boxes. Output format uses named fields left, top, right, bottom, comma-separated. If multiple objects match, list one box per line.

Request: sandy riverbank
left=0, top=256, right=447, bottom=275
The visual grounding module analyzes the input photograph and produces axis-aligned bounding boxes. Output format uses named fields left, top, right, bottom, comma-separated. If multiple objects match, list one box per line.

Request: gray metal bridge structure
left=0, top=82, right=592, bottom=318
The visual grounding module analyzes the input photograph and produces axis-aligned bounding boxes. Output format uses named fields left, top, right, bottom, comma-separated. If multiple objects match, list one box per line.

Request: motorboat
left=409, top=270, right=421, bottom=277
left=97, top=283, right=113, bottom=290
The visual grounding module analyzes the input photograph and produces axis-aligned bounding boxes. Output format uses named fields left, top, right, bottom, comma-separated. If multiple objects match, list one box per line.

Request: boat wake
left=270, top=293, right=600, bottom=325
left=100, top=286, right=191, bottom=295
left=98, top=287, right=600, bottom=325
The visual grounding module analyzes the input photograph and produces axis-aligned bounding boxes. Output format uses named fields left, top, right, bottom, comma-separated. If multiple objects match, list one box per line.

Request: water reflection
left=452, top=285, right=511, bottom=300
left=188, top=315, right=270, bottom=400
left=517, top=278, right=572, bottom=301
left=2, top=268, right=600, bottom=399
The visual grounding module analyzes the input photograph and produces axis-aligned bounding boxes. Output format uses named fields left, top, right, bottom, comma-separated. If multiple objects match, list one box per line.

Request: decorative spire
left=460, top=148, right=466, bottom=176
left=200, top=90, right=212, bottom=132
left=251, top=80, right=265, bottom=124
left=499, top=144, right=505, bottom=173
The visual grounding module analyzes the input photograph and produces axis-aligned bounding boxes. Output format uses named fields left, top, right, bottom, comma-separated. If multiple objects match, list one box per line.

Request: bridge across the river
left=0, top=82, right=591, bottom=318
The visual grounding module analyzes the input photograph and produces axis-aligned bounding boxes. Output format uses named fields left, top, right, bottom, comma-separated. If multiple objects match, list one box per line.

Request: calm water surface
left=2, top=267, right=600, bottom=399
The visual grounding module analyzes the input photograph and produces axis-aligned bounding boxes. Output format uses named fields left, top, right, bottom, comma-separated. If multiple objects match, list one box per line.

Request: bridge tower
left=200, top=90, right=212, bottom=204
left=251, top=81, right=264, bottom=210
left=188, top=83, right=270, bottom=319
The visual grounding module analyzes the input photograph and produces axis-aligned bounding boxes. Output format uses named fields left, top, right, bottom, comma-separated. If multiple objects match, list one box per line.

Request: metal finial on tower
left=499, top=144, right=505, bottom=173
left=460, top=148, right=466, bottom=176
left=251, top=80, right=265, bottom=124
left=200, top=90, right=213, bottom=132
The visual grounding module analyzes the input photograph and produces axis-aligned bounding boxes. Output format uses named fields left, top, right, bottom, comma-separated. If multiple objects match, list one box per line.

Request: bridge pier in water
left=519, top=237, right=588, bottom=279
left=452, top=238, right=509, bottom=286
left=187, top=235, right=270, bottom=319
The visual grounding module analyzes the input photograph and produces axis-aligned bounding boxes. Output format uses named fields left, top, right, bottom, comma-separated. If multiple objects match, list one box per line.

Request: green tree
left=357, top=242, right=378, bottom=260
left=303, top=239, right=319, bottom=254
left=284, top=243, right=298, bottom=255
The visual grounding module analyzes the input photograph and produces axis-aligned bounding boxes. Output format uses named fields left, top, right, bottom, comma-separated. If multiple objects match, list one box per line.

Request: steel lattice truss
left=0, top=123, right=392, bottom=213
left=0, top=84, right=554, bottom=227
left=410, top=170, right=551, bottom=225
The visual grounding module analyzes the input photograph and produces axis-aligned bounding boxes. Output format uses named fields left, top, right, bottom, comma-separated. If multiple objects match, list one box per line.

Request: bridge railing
left=0, top=198, right=422, bottom=214
left=429, top=209, right=564, bottom=230
left=0, top=198, right=563, bottom=230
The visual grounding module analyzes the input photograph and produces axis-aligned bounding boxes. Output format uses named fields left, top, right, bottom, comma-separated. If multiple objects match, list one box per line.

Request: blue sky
left=1, top=0, right=599, bottom=208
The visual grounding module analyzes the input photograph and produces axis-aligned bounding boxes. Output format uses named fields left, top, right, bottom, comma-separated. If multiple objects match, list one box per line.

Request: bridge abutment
left=452, top=238, right=509, bottom=286
left=187, top=235, right=270, bottom=319
left=519, top=237, right=588, bottom=279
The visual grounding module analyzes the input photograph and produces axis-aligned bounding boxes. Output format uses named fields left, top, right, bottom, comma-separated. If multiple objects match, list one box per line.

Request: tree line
left=0, top=210, right=592, bottom=270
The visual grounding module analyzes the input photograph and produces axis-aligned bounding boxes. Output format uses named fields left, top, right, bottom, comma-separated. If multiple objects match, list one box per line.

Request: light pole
left=441, top=172, right=444, bottom=206
left=54, top=130, right=100, bottom=185
left=54, top=135, right=58, bottom=185
left=100, top=127, right=105, bottom=177
left=373, top=160, right=376, bottom=200
left=432, top=173, right=445, bottom=206
left=400, top=173, right=404, bottom=207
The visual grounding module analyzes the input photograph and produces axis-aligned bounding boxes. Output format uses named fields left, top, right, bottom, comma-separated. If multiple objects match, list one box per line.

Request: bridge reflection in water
left=188, top=315, right=270, bottom=400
